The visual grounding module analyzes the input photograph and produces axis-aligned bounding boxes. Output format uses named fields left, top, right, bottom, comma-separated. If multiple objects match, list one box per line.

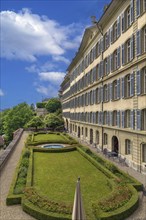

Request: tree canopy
left=44, top=113, right=64, bottom=130
left=25, top=116, right=44, bottom=131
left=45, top=98, right=61, bottom=113
left=3, top=103, right=34, bottom=141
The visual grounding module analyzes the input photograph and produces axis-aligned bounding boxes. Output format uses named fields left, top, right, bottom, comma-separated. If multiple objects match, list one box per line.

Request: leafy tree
left=44, top=113, right=64, bottom=130
left=25, top=116, right=44, bottom=131
left=45, top=98, right=61, bottom=113
left=3, top=103, right=34, bottom=141
left=0, top=109, right=11, bottom=135
left=36, top=102, right=46, bottom=108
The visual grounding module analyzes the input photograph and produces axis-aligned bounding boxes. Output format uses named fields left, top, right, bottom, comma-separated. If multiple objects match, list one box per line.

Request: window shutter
left=117, top=111, right=120, bottom=127
left=101, top=61, right=104, bottom=77
left=108, top=83, right=110, bottom=101
left=110, top=26, right=113, bottom=44
left=98, top=87, right=101, bottom=103
left=110, top=83, right=113, bottom=100
left=130, top=72, right=134, bottom=97
left=117, top=16, right=121, bottom=37
left=93, top=67, right=96, bottom=82
left=136, top=109, right=141, bottom=130
left=122, top=44, right=125, bottom=65
left=130, top=0, right=134, bottom=24
left=101, top=37, right=104, bottom=52
left=122, top=77, right=125, bottom=98
left=121, top=111, right=125, bottom=128
left=110, top=53, right=114, bottom=72
left=130, top=110, right=134, bottom=129
left=101, top=112, right=103, bottom=125
left=117, top=46, right=121, bottom=68
left=122, top=12, right=125, bottom=32
left=136, top=70, right=141, bottom=95
left=130, top=34, right=134, bottom=60
left=117, top=78, right=120, bottom=99
left=136, top=0, right=140, bottom=17
left=108, top=29, right=110, bottom=46
left=107, top=55, right=110, bottom=74
left=98, top=112, right=101, bottom=125
left=101, top=87, right=103, bottom=102
left=110, top=112, right=113, bottom=126
left=98, top=63, right=101, bottom=79
left=136, top=30, right=141, bottom=56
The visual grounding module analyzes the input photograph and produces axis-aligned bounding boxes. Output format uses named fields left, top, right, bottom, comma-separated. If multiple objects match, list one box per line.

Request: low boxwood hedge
left=32, top=146, right=76, bottom=153
left=92, top=184, right=139, bottom=220
left=6, top=149, right=31, bottom=205
left=77, top=145, right=143, bottom=190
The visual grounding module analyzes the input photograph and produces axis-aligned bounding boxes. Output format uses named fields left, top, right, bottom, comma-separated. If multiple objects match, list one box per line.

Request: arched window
left=125, top=139, right=132, bottom=155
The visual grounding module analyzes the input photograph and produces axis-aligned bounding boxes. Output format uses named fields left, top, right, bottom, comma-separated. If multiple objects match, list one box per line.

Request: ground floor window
left=82, top=127, right=84, bottom=135
left=125, top=139, right=132, bottom=155
left=142, top=144, right=146, bottom=162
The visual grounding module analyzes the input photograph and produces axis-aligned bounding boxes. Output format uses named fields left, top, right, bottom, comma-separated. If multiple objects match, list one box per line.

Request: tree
left=3, top=103, right=34, bottom=141
left=36, top=102, right=46, bottom=108
left=25, top=116, right=44, bottom=131
left=44, top=113, right=64, bottom=131
left=45, top=98, right=61, bottom=113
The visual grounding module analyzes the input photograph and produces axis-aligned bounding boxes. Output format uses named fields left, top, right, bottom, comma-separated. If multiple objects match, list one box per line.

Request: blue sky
left=0, top=0, right=111, bottom=110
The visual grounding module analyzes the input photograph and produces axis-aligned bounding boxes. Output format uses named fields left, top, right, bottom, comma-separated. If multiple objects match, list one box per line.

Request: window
left=125, top=139, right=132, bottom=155
left=114, top=50, right=118, bottom=70
left=96, top=112, right=98, bottom=124
left=127, top=39, right=131, bottom=62
left=113, top=110, right=117, bottom=126
left=96, top=130, right=99, bottom=144
left=82, top=127, right=84, bottom=135
left=141, top=109, right=146, bottom=130
left=125, top=110, right=131, bottom=128
left=103, top=111, right=107, bottom=125
left=104, top=58, right=108, bottom=76
left=142, top=144, right=146, bottom=162
left=141, top=68, right=146, bottom=94
left=103, top=84, right=108, bottom=102
left=113, top=80, right=118, bottom=100
left=126, top=7, right=130, bottom=28
left=113, top=21, right=118, bottom=41
left=96, top=88, right=100, bottom=103
left=125, top=74, right=131, bottom=98
left=141, top=26, right=146, bottom=54
left=104, top=133, right=108, bottom=145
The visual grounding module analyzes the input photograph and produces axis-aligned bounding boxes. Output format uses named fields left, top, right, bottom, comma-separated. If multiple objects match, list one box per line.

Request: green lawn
left=33, top=151, right=113, bottom=219
left=33, top=133, right=67, bottom=143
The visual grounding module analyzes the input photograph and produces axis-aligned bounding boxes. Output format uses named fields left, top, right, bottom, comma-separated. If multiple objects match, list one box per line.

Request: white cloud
left=0, top=9, right=83, bottom=61
left=26, top=61, right=58, bottom=73
left=52, top=55, right=70, bottom=64
left=0, top=89, right=4, bottom=96
left=35, top=84, right=58, bottom=97
left=39, top=72, right=65, bottom=84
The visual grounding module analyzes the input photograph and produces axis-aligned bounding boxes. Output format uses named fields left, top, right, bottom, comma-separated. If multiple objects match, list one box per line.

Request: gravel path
left=0, top=131, right=35, bottom=220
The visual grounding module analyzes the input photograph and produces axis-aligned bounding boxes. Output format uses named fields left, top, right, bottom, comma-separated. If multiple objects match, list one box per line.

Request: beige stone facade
left=60, top=0, right=146, bottom=174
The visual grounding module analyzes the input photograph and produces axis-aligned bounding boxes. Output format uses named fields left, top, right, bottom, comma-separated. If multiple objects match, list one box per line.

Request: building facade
left=60, top=0, right=146, bottom=174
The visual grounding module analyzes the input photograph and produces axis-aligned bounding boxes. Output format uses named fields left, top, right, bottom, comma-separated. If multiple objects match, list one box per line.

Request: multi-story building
left=60, top=0, right=146, bottom=174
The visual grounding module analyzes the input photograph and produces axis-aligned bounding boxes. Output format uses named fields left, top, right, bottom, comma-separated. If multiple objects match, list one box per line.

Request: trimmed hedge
left=22, top=198, right=71, bottom=220
left=77, top=145, right=143, bottom=191
left=93, top=185, right=139, bottom=220
left=32, top=146, right=76, bottom=153
left=6, top=149, right=31, bottom=205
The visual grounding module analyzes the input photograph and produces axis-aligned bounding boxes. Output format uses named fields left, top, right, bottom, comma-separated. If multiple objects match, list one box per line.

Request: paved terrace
left=0, top=131, right=145, bottom=220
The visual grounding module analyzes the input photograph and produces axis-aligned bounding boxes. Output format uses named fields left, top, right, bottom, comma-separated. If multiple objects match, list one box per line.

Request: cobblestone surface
left=0, top=131, right=35, bottom=220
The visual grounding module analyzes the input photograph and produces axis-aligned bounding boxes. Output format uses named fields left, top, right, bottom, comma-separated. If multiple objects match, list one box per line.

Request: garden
left=6, top=132, right=143, bottom=220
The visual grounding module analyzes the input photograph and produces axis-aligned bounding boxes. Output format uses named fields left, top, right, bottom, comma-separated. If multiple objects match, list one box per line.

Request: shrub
left=16, top=177, right=26, bottom=185
left=18, top=167, right=28, bottom=178
left=21, top=158, right=29, bottom=168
